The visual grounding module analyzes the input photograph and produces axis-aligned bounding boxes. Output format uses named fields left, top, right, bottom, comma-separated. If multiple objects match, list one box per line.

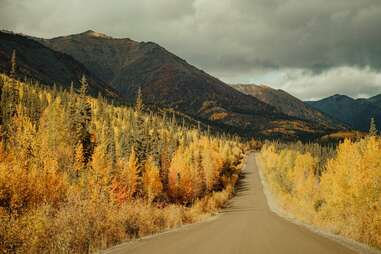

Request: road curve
left=104, top=153, right=356, bottom=254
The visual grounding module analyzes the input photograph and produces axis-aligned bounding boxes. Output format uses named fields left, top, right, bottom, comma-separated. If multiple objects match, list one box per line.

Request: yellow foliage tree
left=111, top=148, right=139, bottom=204
left=260, top=137, right=381, bottom=248
left=74, top=143, right=85, bottom=177
left=320, top=137, right=381, bottom=244
left=168, top=145, right=203, bottom=203
left=143, top=156, right=163, bottom=202
left=201, top=146, right=223, bottom=192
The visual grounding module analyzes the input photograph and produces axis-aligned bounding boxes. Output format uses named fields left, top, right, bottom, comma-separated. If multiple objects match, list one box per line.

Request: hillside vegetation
left=259, top=133, right=381, bottom=249
left=0, top=74, right=244, bottom=253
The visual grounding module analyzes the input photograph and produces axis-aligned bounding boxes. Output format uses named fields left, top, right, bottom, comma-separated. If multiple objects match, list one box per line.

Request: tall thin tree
left=369, top=117, right=378, bottom=136
left=9, top=50, right=16, bottom=78
left=135, top=87, right=144, bottom=113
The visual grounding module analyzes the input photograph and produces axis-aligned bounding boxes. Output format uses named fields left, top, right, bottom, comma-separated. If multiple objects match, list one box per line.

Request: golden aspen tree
left=168, top=145, right=203, bottom=203
left=201, top=145, right=223, bottom=191
left=111, top=159, right=130, bottom=205
left=127, top=148, right=139, bottom=198
left=74, top=143, right=85, bottom=177
left=143, top=156, right=163, bottom=202
left=90, top=140, right=114, bottom=201
left=111, top=148, right=139, bottom=204
left=159, top=135, right=170, bottom=191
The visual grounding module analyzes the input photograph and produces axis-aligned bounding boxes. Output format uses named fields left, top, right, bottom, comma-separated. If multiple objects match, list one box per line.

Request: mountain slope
left=368, top=94, right=381, bottom=109
left=0, top=31, right=120, bottom=99
left=307, top=94, right=381, bottom=131
left=34, top=30, right=332, bottom=138
left=233, top=84, right=345, bottom=129
left=37, top=31, right=272, bottom=113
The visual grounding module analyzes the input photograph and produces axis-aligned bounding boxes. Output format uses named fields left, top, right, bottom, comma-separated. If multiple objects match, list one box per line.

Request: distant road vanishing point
left=104, top=153, right=356, bottom=254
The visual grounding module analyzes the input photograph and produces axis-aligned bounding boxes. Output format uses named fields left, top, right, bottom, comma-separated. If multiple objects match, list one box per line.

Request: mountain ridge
left=306, top=94, right=381, bottom=131
left=0, top=31, right=120, bottom=99
left=233, top=83, right=345, bottom=130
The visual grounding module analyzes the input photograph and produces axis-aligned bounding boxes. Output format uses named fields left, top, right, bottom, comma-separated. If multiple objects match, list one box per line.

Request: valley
left=0, top=20, right=381, bottom=254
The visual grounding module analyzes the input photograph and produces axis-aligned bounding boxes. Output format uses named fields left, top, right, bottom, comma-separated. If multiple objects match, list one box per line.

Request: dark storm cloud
left=1, top=0, right=381, bottom=99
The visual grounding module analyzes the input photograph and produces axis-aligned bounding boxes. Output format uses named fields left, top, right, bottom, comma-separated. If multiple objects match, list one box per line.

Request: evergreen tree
left=369, top=117, right=378, bottom=136
left=9, top=50, right=16, bottom=79
left=118, top=128, right=127, bottom=158
left=72, top=75, right=93, bottom=164
left=135, top=87, right=143, bottom=113
left=0, top=74, right=19, bottom=146
left=133, top=89, right=149, bottom=167
left=103, top=114, right=116, bottom=168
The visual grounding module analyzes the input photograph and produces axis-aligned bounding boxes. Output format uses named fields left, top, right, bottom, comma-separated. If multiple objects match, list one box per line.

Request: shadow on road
left=221, top=170, right=262, bottom=214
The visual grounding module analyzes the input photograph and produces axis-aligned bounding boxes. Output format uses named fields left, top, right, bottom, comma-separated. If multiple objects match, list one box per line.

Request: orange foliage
left=111, top=149, right=139, bottom=205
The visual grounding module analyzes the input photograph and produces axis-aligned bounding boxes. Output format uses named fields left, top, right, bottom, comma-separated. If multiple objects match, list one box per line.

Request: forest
left=0, top=74, right=245, bottom=253
left=259, top=128, right=381, bottom=249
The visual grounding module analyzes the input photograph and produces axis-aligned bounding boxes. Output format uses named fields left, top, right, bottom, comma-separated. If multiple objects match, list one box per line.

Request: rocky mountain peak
left=80, top=30, right=110, bottom=38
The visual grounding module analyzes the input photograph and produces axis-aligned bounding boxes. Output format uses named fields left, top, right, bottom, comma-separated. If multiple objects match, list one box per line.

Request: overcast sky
left=1, top=0, right=381, bottom=100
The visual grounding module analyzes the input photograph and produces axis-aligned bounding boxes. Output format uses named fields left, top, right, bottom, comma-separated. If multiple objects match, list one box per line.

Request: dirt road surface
left=104, top=153, right=356, bottom=254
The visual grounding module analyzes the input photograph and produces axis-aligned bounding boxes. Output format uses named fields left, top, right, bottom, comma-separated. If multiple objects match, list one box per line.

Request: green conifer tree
left=72, top=75, right=93, bottom=164
left=369, top=117, right=378, bottom=136
left=9, top=50, right=16, bottom=79
left=135, top=87, right=143, bottom=113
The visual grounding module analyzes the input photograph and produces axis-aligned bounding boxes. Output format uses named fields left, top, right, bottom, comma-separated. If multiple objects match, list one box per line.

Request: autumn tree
left=74, top=143, right=85, bottom=177
left=0, top=73, right=245, bottom=253
left=143, top=156, right=163, bottom=202
left=159, top=134, right=171, bottom=192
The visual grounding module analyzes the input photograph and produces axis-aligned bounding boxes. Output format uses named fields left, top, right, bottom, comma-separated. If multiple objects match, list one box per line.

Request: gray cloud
left=268, top=67, right=381, bottom=100
left=1, top=0, right=381, bottom=98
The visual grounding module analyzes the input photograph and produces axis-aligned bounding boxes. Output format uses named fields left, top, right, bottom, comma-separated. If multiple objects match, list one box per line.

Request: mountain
left=306, top=94, right=381, bottom=131
left=233, top=84, right=345, bottom=129
left=0, top=31, right=120, bottom=99
left=31, top=30, right=333, bottom=138
left=368, top=94, right=381, bottom=109
left=36, top=31, right=273, bottom=114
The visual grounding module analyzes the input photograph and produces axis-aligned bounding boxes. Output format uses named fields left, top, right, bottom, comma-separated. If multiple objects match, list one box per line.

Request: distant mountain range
left=0, top=30, right=351, bottom=138
left=233, top=83, right=381, bottom=132
left=368, top=94, right=381, bottom=109
left=233, top=84, right=345, bottom=130
left=306, top=94, right=381, bottom=131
